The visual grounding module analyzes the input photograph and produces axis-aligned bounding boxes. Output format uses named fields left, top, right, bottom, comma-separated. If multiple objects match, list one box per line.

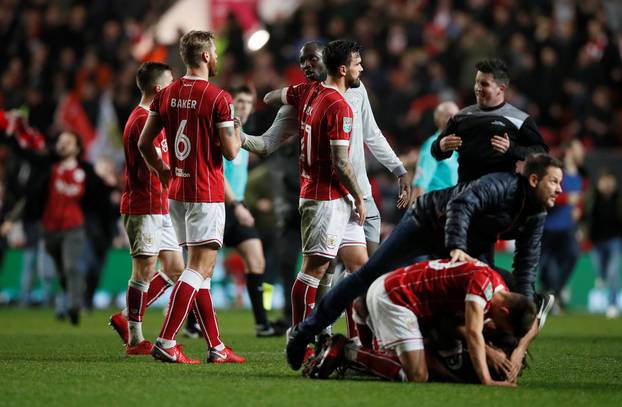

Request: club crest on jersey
left=161, top=139, right=168, bottom=152
left=343, top=117, right=353, bottom=133
left=142, top=233, right=154, bottom=247
left=326, top=234, right=338, bottom=249
left=484, top=282, right=493, bottom=301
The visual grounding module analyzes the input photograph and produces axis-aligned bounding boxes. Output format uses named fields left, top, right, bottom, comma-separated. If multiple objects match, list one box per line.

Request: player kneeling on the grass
left=309, top=259, right=537, bottom=386
left=109, top=62, right=185, bottom=355
left=139, top=30, right=244, bottom=364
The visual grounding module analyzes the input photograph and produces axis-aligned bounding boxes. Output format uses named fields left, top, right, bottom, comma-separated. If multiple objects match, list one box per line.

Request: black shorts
left=223, top=204, right=259, bottom=247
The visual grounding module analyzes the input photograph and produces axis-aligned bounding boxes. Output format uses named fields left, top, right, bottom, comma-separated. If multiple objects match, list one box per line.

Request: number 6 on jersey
left=175, top=119, right=191, bottom=161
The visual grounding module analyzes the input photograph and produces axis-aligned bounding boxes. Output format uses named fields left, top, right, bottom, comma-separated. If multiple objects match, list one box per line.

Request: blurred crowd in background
left=0, top=0, right=620, bottom=314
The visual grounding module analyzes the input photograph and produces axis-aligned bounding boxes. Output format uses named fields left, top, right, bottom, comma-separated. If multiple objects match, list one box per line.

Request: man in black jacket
left=286, top=154, right=563, bottom=370
left=431, top=59, right=548, bottom=183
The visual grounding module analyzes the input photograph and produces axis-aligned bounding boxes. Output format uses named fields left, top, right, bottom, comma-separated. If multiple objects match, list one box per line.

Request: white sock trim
left=157, top=338, right=176, bottom=349
left=178, top=268, right=204, bottom=290
left=157, top=269, right=175, bottom=286
left=296, top=272, right=320, bottom=288
left=201, top=277, right=211, bottom=290
left=129, top=279, right=150, bottom=292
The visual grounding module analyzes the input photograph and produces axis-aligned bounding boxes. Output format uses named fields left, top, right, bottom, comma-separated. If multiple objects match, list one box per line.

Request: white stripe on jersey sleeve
left=494, top=285, right=507, bottom=294
left=329, top=140, right=349, bottom=146
left=465, top=294, right=487, bottom=308
left=216, top=121, right=234, bottom=128
left=281, top=87, right=290, bottom=105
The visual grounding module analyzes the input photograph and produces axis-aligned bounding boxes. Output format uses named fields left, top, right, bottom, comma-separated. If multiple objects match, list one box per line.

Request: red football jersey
left=150, top=76, right=234, bottom=203
left=42, top=163, right=86, bottom=231
left=383, top=259, right=508, bottom=321
left=284, top=82, right=354, bottom=200
left=120, top=105, right=169, bottom=215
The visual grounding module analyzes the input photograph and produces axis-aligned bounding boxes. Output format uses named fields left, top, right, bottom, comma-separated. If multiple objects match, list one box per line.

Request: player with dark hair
left=108, top=61, right=188, bottom=355
left=263, top=40, right=369, bottom=337
left=431, top=58, right=548, bottom=183
left=286, top=153, right=563, bottom=371
left=307, top=259, right=537, bottom=386
left=138, top=30, right=244, bottom=364
left=246, top=40, right=411, bottom=330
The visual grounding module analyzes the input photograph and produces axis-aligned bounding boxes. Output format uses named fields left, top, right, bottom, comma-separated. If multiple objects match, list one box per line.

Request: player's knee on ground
left=132, top=255, right=158, bottom=282
left=398, top=349, right=429, bottom=383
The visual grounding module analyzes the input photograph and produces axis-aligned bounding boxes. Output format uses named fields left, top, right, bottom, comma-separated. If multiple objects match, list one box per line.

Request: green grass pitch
left=1, top=308, right=621, bottom=406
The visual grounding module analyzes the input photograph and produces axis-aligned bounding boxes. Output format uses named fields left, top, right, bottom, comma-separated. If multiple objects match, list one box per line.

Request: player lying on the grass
left=307, top=259, right=537, bottom=386
left=307, top=321, right=535, bottom=384
left=286, top=154, right=562, bottom=371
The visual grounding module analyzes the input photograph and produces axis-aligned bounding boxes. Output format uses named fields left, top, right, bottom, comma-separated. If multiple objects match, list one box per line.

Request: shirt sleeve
left=214, top=91, right=234, bottom=129
left=431, top=118, right=457, bottom=160
left=149, top=91, right=161, bottom=117
left=327, top=101, right=353, bottom=147
left=508, top=116, right=549, bottom=160
left=465, top=271, right=493, bottom=309
left=284, top=83, right=307, bottom=109
left=359, top=84, right=406, bottom=176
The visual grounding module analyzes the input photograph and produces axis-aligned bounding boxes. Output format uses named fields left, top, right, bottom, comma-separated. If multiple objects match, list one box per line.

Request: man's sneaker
left=606, top=305, right=619, bottom=319
left=314, top=334, right=348, bottom=379
left=109, top=312, right=128, bottom=344
left=536, top=293, right=555, bottom=330
left=68, top=308, right=80, bottom=326
left=208, top=346, right=246, bottom=363
left=285, top=324, right=313, bottom=371
left=256, top=322, right=287, bottom=337
left=182, top=322, right=203, bottom=339
left=151, top=343, right=200, bottom=364
left=126, top=340, right=154, bottom=355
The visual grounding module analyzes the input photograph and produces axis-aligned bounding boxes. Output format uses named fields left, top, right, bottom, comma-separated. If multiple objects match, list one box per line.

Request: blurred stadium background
left=0, top=0, right=621, bottom=315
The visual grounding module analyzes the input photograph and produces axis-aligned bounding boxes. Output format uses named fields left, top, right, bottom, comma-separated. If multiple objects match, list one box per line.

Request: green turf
left=0, top=309, right=621, bottom=406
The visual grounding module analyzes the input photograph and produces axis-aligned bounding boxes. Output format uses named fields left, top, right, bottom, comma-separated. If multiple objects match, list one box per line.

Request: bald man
left=412, top=101, right=460, bottom=199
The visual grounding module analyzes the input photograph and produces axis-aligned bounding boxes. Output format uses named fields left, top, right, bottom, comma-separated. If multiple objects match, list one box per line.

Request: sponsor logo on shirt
left=343, top=117, right=353, bottom=133
left=491, top=120, right=506, bottom=127
left=175, top=167, right=191, bottom=178
left=484, top=282, right=493, bottom=301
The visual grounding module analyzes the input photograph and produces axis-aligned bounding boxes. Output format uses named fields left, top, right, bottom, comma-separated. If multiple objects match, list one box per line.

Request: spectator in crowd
left=585, top=169, right=622, bottom=319
left=540, top=139, right=586, bottom=312
left=412, top=101, right=459, bottom=199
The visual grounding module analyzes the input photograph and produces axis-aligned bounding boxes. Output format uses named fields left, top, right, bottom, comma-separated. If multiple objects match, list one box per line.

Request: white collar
left=182, top=75, right=209, bottom=82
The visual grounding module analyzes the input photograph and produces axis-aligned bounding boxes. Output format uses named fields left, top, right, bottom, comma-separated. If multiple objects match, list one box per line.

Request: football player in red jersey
left=264, top=40, right=369, bottom=338
left=108, top=62, right=189, bottom=355
left=312, top=260, right=537, bottom=386
left=139, top=31, right=243, bottom=364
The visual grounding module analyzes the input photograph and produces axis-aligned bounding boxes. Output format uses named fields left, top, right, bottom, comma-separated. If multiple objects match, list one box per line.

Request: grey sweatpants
left=44, top=227, right=86, bottom=311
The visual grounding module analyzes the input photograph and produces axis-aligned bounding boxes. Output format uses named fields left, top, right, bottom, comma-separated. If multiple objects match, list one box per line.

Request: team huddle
left=110, top=30, right=558, bottom=386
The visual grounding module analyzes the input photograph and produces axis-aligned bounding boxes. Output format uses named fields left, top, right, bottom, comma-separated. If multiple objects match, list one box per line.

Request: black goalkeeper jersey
left=431, top=102, right=548, bottom=182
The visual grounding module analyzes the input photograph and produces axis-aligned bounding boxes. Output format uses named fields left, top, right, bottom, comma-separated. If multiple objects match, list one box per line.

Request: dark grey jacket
left=412, top=172, right=547, bottom=297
